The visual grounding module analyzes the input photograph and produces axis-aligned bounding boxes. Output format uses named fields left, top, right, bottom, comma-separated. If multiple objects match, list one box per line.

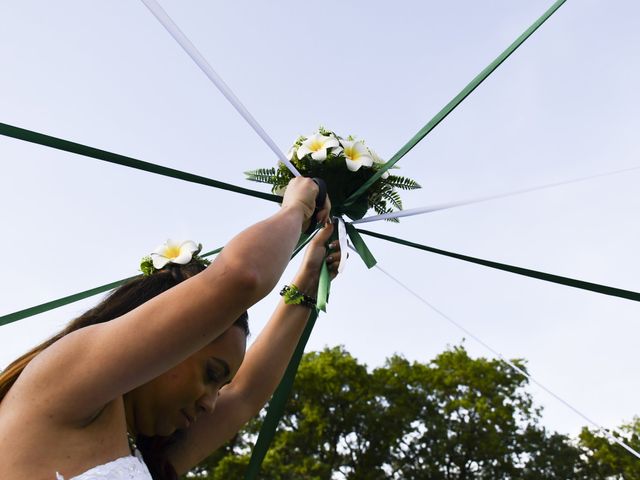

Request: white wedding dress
left=55, top=449, right=152, bottom=480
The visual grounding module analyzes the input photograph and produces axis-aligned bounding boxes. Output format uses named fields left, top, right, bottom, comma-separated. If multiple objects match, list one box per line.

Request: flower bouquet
left=245, top=128, right=420, bottom=222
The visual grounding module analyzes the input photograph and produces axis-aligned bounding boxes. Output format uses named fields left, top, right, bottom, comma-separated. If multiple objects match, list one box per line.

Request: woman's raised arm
left=7, top=177, right=328, bottom=426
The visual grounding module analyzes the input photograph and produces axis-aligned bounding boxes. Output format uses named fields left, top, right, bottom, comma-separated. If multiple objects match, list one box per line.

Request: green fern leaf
left=382, top=190, right=403, bottom=210
left=373, top=201, right=400, bottom=223
left=244, top=168, right=278, bottom=185
left=385, top=175, right=422, bottom=190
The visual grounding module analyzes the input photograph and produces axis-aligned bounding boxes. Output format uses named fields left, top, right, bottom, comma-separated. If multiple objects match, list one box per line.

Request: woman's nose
left=197, top=389, right=219, bottom=414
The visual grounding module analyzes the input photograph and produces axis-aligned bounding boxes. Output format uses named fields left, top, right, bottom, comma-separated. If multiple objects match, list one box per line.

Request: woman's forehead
left=202, top=327, right=246, bottom=369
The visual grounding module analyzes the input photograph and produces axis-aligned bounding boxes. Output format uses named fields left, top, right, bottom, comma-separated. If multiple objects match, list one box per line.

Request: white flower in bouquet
left=368, top=147, right=389, bottom=179
left=296, top=132, right=340, bottom=162
left=286, top=145, right=296, bottom=161
left=341, top=139, right=373, bottom=172
left=151, top=239, right=199, bottom=269
left=245, top=126, right=421, bottom=223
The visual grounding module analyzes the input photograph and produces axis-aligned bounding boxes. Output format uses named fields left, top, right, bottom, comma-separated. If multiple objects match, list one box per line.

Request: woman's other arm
left=166, top=222, right=341, bottom=474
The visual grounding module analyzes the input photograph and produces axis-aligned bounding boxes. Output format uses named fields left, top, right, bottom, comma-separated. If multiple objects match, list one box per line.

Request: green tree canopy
left=579, top=418, right=640, bottom=480
left=186, top=346, right=637, bottom=479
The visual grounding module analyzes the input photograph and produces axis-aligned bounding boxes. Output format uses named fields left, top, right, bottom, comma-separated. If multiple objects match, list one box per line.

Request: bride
left=0, top=177, right=340, bottom=479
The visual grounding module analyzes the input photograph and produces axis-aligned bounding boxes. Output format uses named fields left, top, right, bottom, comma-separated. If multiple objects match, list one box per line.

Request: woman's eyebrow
left=210, top=357, right=230, bottom=378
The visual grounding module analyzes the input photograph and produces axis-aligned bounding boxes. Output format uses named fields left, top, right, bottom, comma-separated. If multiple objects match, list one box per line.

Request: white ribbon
left=370, top=259, right=640, bottom=461
left=140, top=0, right=301, bottom=177
left=335, top=217, right=348, bottom=274
left=352, top=164, right=640, bottom=225
left=352, top=201, right=479, bottom=224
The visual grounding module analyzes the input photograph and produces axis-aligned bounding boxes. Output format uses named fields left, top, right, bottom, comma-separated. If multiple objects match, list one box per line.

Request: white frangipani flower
left=368, top=147, right=389, bottom=179
left=151, top=239, right=199, bottom=269
left=368, top=148, right=384, bottom=165
left=341, top=140, right=373, bottom=172
left=296, top=133, right=340, bottom=162
left=286, top=146, right=296, bottom=161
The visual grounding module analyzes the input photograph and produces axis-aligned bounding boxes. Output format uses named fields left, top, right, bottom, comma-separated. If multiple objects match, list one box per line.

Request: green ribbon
left=0, top=233, right=315, bottom=327
left=0, top=278, right=137, bottom=327
left=357, top=229, right=640, bottom=303
left=0, top=122, right=280, bottom=204
left=244, top=228, right=331, bottom=478
left=344, top=0, right=568, bottom=207
left=316, top=262, right=331, bottom=312
left=291, top=232, right=312, bottom=257
left=243, top=309, right=318, bottom=479
left=243, top=222, right=341, bottom=477
left=345, top=222, right=377, bottom=268
left=0, top=247, right=223, bottom=327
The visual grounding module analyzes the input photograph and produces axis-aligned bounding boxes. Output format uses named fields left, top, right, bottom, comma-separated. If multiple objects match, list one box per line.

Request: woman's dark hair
left=0, top=261, right=249, bottom=480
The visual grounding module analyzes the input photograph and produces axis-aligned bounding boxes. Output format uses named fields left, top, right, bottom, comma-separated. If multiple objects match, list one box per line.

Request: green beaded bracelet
left=279, top=284, right=317, bottom=309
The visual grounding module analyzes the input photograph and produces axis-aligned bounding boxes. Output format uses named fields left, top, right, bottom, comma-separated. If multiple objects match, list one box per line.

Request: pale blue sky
left=1, top=0, right=639, bottom=439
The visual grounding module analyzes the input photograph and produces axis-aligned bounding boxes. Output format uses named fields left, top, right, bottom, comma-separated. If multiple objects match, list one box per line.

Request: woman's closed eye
left=206, top=366, right=222, bottom=383
left=205, top=357, right=230, bottom=384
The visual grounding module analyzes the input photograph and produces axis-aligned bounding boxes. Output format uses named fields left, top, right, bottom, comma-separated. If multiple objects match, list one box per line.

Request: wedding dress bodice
left=55, top=449, right=152, bottom=480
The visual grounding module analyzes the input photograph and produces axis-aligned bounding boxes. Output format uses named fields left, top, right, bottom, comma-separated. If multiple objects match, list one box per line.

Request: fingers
left=316, top=196, right=332, bottom=224
left=281, top=177, right=319, bottom=222
left=310, top=220, right=334, bottom=246
left=285, top=176, right=331, bottom=229
left=325, top=244, right=342, bottom=274
left=311, top=227, right=342, bottom=272
left=325, top=253, right=341, bottom=267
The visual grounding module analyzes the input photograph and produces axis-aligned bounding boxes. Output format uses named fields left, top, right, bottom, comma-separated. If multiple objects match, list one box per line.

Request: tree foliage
left=579, top=418, right=640, bottom=480
left=185, top=346, right=638, bottom=479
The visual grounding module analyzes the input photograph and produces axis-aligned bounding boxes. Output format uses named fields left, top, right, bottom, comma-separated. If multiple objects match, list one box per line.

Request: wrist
left=281, top=200, right=312, bottom=221
left=280, top=204, right=312, bottom=234
left=291, top=271, right=319, bottom=296
left=280, top=284, right=317, bottom=309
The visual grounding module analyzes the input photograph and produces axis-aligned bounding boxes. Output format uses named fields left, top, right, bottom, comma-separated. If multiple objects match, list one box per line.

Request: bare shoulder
left=4, top=263, right=254, bottom=426
left=1, top=326, right=106, bottom=426
left=0, top=390, right=129, bottom=480
left=4, top=324, right=120, bottom=426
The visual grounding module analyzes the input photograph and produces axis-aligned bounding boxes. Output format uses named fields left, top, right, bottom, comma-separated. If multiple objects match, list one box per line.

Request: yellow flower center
left=165, top=245, right=181, bottom=259
left=345, top=145, right=360, bottom=161
left=309, top=139, right=324, bottom=152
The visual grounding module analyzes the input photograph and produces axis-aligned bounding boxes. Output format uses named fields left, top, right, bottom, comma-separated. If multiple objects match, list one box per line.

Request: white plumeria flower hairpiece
left=295, top=132, right=340, bottom=162
left=150, top=239, right=200, bottom=269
